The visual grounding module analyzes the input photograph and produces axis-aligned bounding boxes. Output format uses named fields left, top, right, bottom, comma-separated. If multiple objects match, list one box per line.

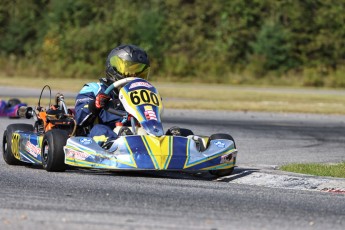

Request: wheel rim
left=42, top=142, right=49, bottom=164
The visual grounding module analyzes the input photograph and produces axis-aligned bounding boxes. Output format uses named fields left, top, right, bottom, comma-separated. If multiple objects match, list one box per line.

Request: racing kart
left=0, top=98, right=27, bottom=118
left=2, top=79, right=237, bottom=176
left=2, top=85, right=76, bottom=169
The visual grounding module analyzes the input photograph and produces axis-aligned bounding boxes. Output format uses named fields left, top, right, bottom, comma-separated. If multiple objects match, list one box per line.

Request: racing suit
left=75, top=78, right=122, bottom=145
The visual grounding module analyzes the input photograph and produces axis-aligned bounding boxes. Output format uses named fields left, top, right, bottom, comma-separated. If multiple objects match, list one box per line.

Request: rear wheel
left=208, top=133, right=236, bottom=177
left=41, top=129, right=68, bottom=172
left=2, top=124, right=34, bottom=165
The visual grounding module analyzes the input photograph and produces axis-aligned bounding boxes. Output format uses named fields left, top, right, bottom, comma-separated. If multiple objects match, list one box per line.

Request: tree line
left=1, top=0, right=345, bottom=87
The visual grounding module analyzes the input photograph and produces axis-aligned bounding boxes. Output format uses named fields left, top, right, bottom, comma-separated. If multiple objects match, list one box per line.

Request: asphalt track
left=1, top=107, right=345, bottom=230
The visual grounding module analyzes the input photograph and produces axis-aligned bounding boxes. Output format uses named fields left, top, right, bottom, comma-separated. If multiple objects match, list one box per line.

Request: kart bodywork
left=3, top=80, right=237, bottom=176
left=64, top=135, right=236, bottom=171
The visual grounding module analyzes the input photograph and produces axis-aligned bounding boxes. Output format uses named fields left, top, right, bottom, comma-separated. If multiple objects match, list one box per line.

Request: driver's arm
left=75, top=83, right=101, bottom=127
left=75, top=82, right=123, bottom=126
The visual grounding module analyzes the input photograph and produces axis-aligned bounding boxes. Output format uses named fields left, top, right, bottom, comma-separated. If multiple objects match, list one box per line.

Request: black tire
left=41, top=129, right=68, bottom=172
left=166, top=127, right=194, bottom=137
left=207, top=133, right=236, bottom=148
left=180, top=128, right=194, bottom=137
left=2, top=124, right=34, bottom=165
left=209, top=167, right=234, bottom=177
left=208, top=133, right=236, bottom=177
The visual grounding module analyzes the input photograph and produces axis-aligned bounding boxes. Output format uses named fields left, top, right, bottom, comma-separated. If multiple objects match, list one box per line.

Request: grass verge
left=1, top=76, right=345, bottom=114
left=280, top=162, right=345, bottom=178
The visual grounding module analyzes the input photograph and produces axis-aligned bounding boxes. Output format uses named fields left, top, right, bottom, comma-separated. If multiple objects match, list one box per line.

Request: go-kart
left=2, top=85, right=76, bottom=169
left=0, top=98, right=27, bottom=118
left=2, top=79, right=237, bottom=176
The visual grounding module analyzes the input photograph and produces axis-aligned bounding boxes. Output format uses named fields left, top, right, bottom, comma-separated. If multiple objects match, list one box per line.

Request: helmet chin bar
left=114, top=71, right=125, bottom=80
left=113, top=70, right=142, bottom=80
left=106, top=67, right=125, bottom=82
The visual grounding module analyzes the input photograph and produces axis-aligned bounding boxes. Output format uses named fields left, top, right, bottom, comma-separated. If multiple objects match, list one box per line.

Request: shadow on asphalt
left=51, top=166, right=261, bottom=182
left=215, top=167, right=260, bottom=182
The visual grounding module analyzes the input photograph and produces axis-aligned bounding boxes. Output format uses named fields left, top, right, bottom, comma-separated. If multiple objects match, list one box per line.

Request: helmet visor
left=110, top=56, right=150, bottom=79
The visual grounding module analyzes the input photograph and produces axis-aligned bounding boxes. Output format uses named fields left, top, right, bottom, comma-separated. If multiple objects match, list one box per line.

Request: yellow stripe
left=201, top=161, right=236, bottom=170
left=121, top=138, right=137, bottom=168
left=184, top=147, right=237, bottom=169
left=120, top=88, right=145, bottom=122
left=141, top=136, right=159, bottom=169
left=163, top=136, right=173, bottom=169
left=66, top=158, right=116, bottom=168
left=140, top=136, right=174, bottom=170
left=183, top=139, right=191, bottom=169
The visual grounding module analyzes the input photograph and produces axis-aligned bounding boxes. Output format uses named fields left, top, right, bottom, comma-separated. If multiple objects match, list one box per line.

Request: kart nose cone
left=152, top=125, right=164, bottom=136
left=142, top=121, right=164, bottom=137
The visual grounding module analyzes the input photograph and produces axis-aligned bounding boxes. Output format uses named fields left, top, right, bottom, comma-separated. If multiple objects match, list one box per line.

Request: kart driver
left=74, top=44, right=150, bottom=147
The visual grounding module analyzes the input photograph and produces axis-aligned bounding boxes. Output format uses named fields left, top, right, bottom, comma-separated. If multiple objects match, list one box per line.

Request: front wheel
left=2, top=124, right=34, bottom=165
left=166, top=127, right=194, bottom=137
left=208, top=133, right=236, bottom=177
left=41, top=129, right=69, bottom=172
left=207, top=133, right=236, bottom=148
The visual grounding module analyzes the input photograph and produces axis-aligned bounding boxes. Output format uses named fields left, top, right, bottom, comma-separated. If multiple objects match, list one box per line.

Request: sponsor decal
left=214, top=141, right=225, bottom=148
left=66, top=149, right=90, bottom=160
left=79, top=138, right=92, bottom=145
left=25, top=141, right=41, bottom=157
left=220, top=153, right=233, bottom=163
left=144, top=106, right=157, bottom=121
left=129, top=82, right=152, bottom=89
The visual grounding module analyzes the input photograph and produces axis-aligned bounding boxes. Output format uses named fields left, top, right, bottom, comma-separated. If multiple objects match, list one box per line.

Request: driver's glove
left=95, top=93, right=110, bottom=109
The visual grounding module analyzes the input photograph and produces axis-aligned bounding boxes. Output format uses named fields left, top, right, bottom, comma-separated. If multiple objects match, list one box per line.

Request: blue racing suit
left=75, top=78, right=121, bottom=145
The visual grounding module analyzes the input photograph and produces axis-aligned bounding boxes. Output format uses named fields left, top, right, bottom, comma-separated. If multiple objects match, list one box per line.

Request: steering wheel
left=104, top=77, right=138, bottom=117
left=104, top=77, right=138, bottom=94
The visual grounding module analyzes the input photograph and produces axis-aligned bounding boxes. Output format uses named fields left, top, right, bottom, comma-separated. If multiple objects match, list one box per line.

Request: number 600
left=130, top=90, right=159, bottom=106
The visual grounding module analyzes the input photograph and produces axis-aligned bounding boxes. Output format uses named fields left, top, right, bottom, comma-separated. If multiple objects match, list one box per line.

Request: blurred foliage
left=1, top=0, right=345, bottom=87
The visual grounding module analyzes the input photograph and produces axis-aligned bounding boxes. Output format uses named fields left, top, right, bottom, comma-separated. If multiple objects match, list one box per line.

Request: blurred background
left=1, top=0, right=345, bottom=88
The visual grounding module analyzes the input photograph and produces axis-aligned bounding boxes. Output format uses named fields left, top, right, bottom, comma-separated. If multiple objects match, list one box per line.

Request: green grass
left=1, top=76, right=345, bottom=114
left=280, top=162, right=345, bottom=178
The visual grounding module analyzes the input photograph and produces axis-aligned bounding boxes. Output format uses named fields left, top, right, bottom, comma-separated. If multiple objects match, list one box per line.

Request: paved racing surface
left=1, top=110, right=345, bottom=229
